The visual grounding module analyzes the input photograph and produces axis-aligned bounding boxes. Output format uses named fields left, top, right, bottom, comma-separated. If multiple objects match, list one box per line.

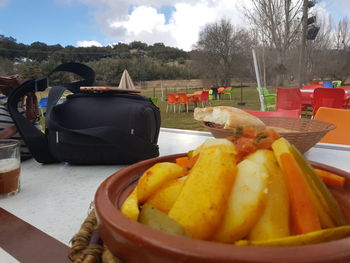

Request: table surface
left=1, top=128, right=350, bottom=262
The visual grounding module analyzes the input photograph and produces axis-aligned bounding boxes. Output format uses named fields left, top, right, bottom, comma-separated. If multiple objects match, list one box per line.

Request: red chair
left=312, top=88, right=345, bottom=116
left=166, top=93, right=179, bottom=113
left=244, top=109, right=300, bottom=118
left=177, top=93, right=192, bottom=112
left=276, top=88, right=302, bottom=116
left=196, top=90, right=210, bottom=107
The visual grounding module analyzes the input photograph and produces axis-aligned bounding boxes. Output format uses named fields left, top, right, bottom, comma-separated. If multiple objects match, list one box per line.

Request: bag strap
left=8, top=63, right=95, bottom=164
left=8, top=77, right=58, bottom=163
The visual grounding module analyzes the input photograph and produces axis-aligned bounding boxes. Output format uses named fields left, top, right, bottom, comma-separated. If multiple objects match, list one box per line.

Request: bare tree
left=244, top=0, right=303, bottom=85
left=335, top=17, right=350, bottom=50
left=193, top=19, right=253, bottom=86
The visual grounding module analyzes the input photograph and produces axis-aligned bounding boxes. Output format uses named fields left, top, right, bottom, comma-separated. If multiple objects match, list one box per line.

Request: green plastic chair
left=332, top=80, right=342, bottom=88
left=208, top=89, right=214, bottom=100
left=223, top=87, right=234, bottom=100
left=257, top=87, right=276, bottom=110
left=150, top=97, right=158, bottom=104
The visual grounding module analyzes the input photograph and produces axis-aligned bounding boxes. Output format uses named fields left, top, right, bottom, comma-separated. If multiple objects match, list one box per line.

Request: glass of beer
left=0, top=139, right=20, bottom=197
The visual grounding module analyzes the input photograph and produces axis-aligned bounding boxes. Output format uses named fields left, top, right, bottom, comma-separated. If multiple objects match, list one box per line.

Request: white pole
left=252, top=49, right=266, bottom=111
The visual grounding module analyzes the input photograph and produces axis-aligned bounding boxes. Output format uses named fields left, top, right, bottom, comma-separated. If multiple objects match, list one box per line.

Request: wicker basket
left=204, top=117, right=336, bottom=153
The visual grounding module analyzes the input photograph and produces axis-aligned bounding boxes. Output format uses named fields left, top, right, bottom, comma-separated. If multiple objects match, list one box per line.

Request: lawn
left=139, top=86, right=265, bottom=131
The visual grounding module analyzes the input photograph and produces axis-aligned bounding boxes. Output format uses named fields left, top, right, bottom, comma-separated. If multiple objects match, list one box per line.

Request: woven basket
left=205, top=117, right=336, bottom=153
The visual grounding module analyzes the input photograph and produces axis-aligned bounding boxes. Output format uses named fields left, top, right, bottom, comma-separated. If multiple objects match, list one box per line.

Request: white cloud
left=79, top=0, right=249, bottom=51
left=76, top=40, right=103, bottom=47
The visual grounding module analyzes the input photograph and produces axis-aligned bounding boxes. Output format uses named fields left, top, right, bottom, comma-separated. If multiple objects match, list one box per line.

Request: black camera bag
left=8, top=63, right=160, bottom=164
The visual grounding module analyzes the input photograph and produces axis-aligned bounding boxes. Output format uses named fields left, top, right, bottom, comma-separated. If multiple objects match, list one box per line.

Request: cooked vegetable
left=137, top=162, right=184, bottom=204
left=246, top=150, right=290, bottom=241
left=168, top=139, right=237, bottom=240
left=139, top=204, right=190, bottom=237
left=213, top=159, right=269, bottom=243
left=146, top=177, right=186, bottom=214
left=315, top=169, right=346, bottom=189
left=290, top=145, right=347, bottom=227
left=279, top=152, right=321, bottom=234
left=121, top=186, right=139, bottom=221
left=236, top=225, right=350, bottom=247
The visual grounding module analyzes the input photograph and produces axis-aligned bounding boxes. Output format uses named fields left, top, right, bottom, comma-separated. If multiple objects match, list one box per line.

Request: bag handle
left=8, top=63, right=95, bottom=164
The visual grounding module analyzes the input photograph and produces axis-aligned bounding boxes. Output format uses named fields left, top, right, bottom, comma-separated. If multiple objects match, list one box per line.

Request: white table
left=1, top=128, right=350, bottom=262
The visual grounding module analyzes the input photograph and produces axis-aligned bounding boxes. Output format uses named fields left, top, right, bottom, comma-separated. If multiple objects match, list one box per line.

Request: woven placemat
left=69, top=208, right=122, bottom=263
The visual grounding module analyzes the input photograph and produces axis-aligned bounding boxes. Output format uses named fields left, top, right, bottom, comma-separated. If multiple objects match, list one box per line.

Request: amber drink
left=0, top=140, right=20, bottom=197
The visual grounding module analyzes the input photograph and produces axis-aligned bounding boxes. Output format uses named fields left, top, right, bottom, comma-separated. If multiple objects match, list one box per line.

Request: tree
left=245, top=0, right=303, bottom=85
left=193, top=18, right=252, bottom=86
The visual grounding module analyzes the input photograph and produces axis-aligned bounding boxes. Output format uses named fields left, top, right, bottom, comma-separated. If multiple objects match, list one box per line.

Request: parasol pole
left=252, top=49, right=266, bottom=111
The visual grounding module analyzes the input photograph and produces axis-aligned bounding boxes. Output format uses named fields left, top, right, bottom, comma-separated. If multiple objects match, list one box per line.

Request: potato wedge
left=168, top=139, right=237, bottom=240
left=121, top=186, right=139, bottom=221
left=213, top=159, right=269, bottom=243
left=246, top=150, right=290, bottom=241
left=146, top=177, right=186, bottom=214
left=139, top=204, right=190, bottom=237
left=137, top=162, right=184, bottom=204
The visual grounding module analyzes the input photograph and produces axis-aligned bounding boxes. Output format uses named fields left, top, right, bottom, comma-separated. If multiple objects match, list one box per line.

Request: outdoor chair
left=323, top=81, right=334, bottom=88
left=208, top=89, right=214, bottom=100
left=314, top=107, right=350, bottom=145
left=166, top=93, right=179, bottom=113
left=150, top=97, right=158, bottom=104
left=312, top=88, right=345, bottom=116
left=244, top=109, right=300, bottom=118
left=332, top=80, right=342, bottom=88
left=177, top=93, right=192, bottom=112
left=223, top=87, right=233, bottom=100
left=276, top=88, right=302, bottom=117
left=197, top=90, right=210, bottom=107
left=217, top=87, right=225, bottom=100
left=258, top=87, right=276, bottom=111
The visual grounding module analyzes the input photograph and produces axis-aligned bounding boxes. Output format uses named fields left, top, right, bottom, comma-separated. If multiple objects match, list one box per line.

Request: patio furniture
left=196, top=90, right=210, bottom=107
left=208, top=89, right=214, bottom=100
left=323, top=81, right=334, bottom=88
left=332, top=80, right=342, bottom=88
left=314, top=107, right=350, bottom=145
left=312, top=88, right=345, bottom=116
left=223, top=87, right=233, bottom=100
left=166, top=93, right=179, bottom=113
left=150, top=97, right=158, bottom=104
left=276, top=88, right=302, bottom=116
left=258, top=87, right=276, bottom=110
left=244, top=109, right=300, bottom=118
left=177, top=93, right=192, bottom=112
left=217, top=87, right=225, bottom=99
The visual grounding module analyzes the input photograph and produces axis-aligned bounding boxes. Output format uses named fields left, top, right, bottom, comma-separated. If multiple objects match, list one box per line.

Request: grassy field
left=139, top=86, right=265, bottom=131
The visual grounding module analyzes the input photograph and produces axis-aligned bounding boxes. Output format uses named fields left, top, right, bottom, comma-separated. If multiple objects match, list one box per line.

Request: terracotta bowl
left=94, top=154, right=350, bottom=263
left=204, top=117, right=336, bottom=153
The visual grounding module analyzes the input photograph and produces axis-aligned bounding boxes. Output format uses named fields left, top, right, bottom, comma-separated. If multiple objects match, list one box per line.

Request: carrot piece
left=280, top=153, right=321, bottom=235
left=315, top=169, right=346, bottom=189
left=176, top=156, right=189, bottom=167
left=186, top=154, right=199, bottom=169
left=242, top=127, right=258, bottom=138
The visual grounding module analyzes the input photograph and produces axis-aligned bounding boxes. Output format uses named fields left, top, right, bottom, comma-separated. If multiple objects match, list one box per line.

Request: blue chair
left=39, top=97, right=48, bottom=109
left=323, top=81, right=333, bottom=88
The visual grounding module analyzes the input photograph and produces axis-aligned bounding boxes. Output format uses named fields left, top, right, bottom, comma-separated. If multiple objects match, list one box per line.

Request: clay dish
left=94, top=153, right=350, bottom=263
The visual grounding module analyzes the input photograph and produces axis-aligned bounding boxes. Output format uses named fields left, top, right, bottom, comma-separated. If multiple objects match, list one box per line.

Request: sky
left=0, top=0, right=349, bottom=51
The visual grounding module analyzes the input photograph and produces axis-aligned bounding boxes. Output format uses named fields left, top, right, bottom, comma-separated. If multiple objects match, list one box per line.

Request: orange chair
left=166, top=93, right=179, bottom=113
left=314, top=107, right=350, bottom=145
left=177, top=93, right=192, bottom=112
left=218, top=87, right=225, bottom=100
left=244, top=109, right=300, bottom=118
left=276, top=88, right=302, bottom=116
left=196, top=90, right=210, bottom=107
left=312, top=88, right=345, bottom=116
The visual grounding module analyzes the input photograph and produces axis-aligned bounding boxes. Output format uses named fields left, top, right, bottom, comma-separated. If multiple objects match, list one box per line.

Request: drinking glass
left=0, top=139, right=21, bottom=197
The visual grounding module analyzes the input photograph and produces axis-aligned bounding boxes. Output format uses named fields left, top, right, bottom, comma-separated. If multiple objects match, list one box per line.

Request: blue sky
left=0, top=0, right=349, bottom=51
